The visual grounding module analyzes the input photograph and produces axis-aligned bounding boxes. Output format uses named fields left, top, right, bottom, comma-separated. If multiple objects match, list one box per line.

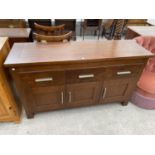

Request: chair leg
left=80, top=25, right=82, bottom=37
left=94, top=30, right=97, bottom=36
left=98, top=28, right=101, bottom=40
left=83, top=28, right=85, bottom=40
left=101, top=27, right=105, bottom=38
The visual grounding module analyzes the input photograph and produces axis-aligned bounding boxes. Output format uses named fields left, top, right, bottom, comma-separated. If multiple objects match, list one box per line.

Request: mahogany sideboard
left=125, top=26, right=155, bottom=39
left=0, top=37, right=21, bottom=122
left=0, top=28, right=32, bottom=48
left=4, top=40, right=153, bottom=118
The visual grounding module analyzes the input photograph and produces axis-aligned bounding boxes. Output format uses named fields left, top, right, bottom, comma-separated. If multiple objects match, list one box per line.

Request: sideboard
left=4, top=40, right=153, bottom=118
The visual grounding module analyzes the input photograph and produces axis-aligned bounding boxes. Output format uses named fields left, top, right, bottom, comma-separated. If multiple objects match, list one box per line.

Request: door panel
left=30, top=86, right=65, bottom=112
left=100, top=78, right=137, bottom=103
left=66, top=82, right=101, bottom=107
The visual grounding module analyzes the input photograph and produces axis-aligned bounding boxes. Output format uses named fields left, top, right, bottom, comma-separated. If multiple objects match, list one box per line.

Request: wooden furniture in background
left=28, top=19, right=52, bottom=29
left=102, top=19, right=116, bottom=39
left=126, top=19, right=147, bottom=26
left=28, top=19, right=52, bottom=41
left=0, top=19, right=26, bottom=28
left=81, top=19, right=102, bottom=40
left=55, top=19, right=76, bottom=40
left=55, top=19, right=76, bottom=31
left=0, top=28, right=32, bottom=48
left=34, top=22, right=65, bottom=35
left=4, top=40, right=153, bottom=118
left=113, top=19, right=127, bottom=40
left=125, top=26, right=155, bottom=39
left=0, top=37, right=21, bottom=122
left=34, top=31, right=72, bottom=42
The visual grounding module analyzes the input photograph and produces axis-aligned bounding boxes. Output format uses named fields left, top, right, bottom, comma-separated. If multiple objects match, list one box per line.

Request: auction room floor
left=0, top=102, right=155, bottom=135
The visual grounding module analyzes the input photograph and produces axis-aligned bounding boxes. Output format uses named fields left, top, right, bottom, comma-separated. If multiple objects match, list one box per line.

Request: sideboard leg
left=27, top=112, right=34, bottom=119
left=121, top=101, right=128, bottom=106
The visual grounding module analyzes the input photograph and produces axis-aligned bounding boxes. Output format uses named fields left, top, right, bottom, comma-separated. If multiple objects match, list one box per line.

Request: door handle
left=69, top=91, right=72, bottom=103
left=117, top=71, right=131, bottom=75
left=102, top=88, right=107, bottom=99
left=61, top=92, right=64, bottom=104
left=78, top=74, right=94, bottom=79
left=35, top=77, right=53, bottom=82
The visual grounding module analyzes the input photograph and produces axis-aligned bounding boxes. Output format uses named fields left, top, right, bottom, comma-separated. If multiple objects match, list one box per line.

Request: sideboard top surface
left=4, top=40, right=153, bottom=67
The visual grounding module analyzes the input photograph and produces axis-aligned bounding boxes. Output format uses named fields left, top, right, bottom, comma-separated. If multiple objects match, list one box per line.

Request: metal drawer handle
left=102, top=88, right=107, bottom=99
left=78, top=74, right=94, bottom=79
left=61, top=92, right=64, bottom=104
left=35, top=77, right=53, bottom=82
left=69, top=91, right=72, bottom=103
left=117, top=71, right=131, bottom=75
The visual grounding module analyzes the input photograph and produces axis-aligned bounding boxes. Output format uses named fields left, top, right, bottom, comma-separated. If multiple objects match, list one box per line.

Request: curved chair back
left=34, top=22, right=65, bottom=35
left=34, top=31, right=72, bottom=43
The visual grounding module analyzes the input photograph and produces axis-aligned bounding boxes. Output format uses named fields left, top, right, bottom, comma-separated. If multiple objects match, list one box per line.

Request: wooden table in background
left=0, top=28, right=32, bottom=48
left=125, top=26, right=155, bottom=39
left=0, top=19, right=26, bottom=28
left=4, top=40, right=153, bottom=118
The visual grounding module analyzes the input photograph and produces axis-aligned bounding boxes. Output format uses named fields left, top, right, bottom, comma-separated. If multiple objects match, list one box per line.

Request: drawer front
left=66, top=68, right=105, bottom=84
left=105, top=64, right=144, bottom=79
left=19, top=70, right=65, bottom=87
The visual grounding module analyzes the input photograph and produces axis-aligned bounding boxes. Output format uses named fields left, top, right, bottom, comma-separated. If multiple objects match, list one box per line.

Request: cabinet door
left=31, top=85, right=65, bottom=112
left=66, top=82, right=101, bottom=107
left=99, top=78, right=137, bottom=104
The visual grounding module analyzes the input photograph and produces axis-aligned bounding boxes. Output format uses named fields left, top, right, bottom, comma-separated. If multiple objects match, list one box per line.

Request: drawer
left=105, top=64, right=144, bottom=79
left=19, top=70, right=65, bottom=87
left=66, top=68, right=105, bottom=84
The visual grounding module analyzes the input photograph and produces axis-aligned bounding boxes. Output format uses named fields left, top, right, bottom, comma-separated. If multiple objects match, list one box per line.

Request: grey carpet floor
left=0, top=102, right=155, bottom=135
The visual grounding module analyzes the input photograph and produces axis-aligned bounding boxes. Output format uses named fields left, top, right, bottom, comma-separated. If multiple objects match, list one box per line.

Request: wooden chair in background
left=102, top=19, right=117, bottom=39
left=80, top=19, right=102, bottom=40
left=33, top=31, right=72, bottom=43
left=34, top=22, right=65, bottom=35
left=28, top=19, right=52, bottom=29
left=55, top=19, right=76, bottom=40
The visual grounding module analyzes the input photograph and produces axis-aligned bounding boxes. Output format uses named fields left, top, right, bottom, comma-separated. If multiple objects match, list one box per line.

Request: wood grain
left=4, top=40, right=153, bottom=67
left=0, top=37, right=21, bottom=122
left=5, top=40, right=153, bottom=118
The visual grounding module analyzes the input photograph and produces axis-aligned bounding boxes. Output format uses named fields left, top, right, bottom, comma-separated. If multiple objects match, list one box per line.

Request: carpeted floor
left=0, top=102, right=155, bottom=135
